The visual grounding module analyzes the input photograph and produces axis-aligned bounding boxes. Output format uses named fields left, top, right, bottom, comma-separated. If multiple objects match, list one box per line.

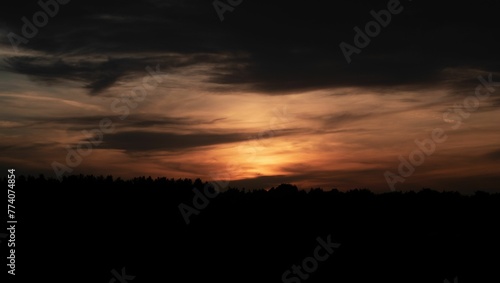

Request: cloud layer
left=0, top=0, right=499, bottom=192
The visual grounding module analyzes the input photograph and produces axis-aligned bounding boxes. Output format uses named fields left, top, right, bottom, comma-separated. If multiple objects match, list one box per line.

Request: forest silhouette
left=8, top=174, right=500, bottom=283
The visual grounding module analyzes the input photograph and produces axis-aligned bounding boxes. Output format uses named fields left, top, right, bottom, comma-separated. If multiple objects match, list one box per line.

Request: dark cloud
left=100, top=131, right=250, bottom=152
left=26, top=114, right=227, bottom=129
left=0, top=142, right=59, bottom=152
left=230, top=165, right=500, bottom=192
left=492, top=97, right=500, bottom=107
left=228, top=168, right=388, bottom=190
left=4, top=56, right=137, bottom=94
left=485, top=149, right=500, bottom=161
left=1, top=0, right=500, bottom=94
left=0, top=114, right=228, bottom=133
left=97, top=128, right=303, bottom=152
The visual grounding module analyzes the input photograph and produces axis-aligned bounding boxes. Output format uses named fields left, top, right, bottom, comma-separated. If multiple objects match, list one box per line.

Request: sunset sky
left=0, top=0, right=499, bottom=192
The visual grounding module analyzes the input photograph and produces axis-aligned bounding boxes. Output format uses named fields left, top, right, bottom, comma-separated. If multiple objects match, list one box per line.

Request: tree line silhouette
left=7, top=174, right=500, bottom=283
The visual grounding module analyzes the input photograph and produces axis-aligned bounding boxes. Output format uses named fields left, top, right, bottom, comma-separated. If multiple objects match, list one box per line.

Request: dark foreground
left=5, top=175, right=500, bottom=283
